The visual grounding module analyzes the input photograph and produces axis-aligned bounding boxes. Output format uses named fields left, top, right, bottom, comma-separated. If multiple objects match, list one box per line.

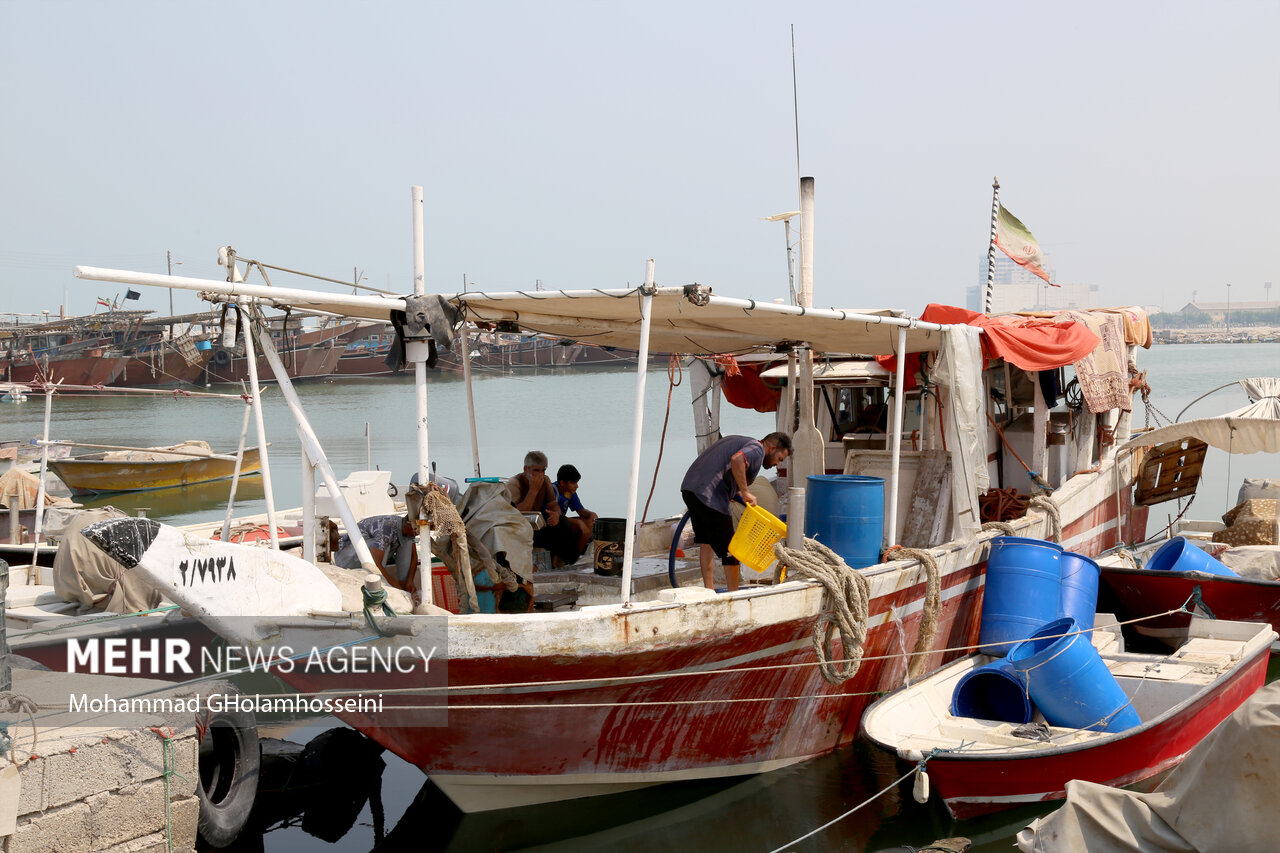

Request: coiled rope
left=882, top=546, right=942, bottom=680
left=361, top=584, right=396, bottom=637
left=1113, top=548, right=1139, bottom=568
left=1027, top=495, right=1062, bottom=542
left=772, top=538, right=869, bottom=685
left=981, top=521, right=1017, bottom=536
left=0, top=692, right=39, bottom=764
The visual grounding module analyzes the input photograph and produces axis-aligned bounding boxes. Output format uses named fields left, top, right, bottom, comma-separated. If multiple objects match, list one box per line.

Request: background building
left=965, top=253, right=1099, bottom=314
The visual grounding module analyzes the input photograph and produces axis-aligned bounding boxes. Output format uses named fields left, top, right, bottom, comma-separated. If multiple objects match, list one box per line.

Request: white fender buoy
left=913, top=769, right=931, bottom=804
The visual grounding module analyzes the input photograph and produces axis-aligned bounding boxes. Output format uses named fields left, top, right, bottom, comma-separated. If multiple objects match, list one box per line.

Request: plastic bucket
left=950, top=658, right=1033, bottom=724
left=804, top=475, right=885, bottom=569
left=1146, top=537, right=1239, bottom=577
left=1009, top=616, right=1141, bottom=732
left=593, top=517, right=627, bottom=577
left=195, top=339, right=212, bottom=351
left=1058, top=551, right=1101, bottom=630
left=978, top=537, right=1064, bottom=656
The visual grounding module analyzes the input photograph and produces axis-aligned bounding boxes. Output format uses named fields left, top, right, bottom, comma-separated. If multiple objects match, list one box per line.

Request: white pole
left=411, top=185, right=434, bottom=607
left=619, top=259, right=656, bottom=606
left=220, top=399, right=253, bottom=542
left=459, top=278, right=482, bottom=478
left=239, top=314, right=280, bottom=549
left=798, top=177, right=814, bottom=309
left=886, top=325, right=908, bottom=549
left=793, top=177, right=823, bottom=485
left=28, top=385, right=54, bottom=570
left=301, top=448, right=316, bottom=564
left=256, top=325, right=379, bottom=573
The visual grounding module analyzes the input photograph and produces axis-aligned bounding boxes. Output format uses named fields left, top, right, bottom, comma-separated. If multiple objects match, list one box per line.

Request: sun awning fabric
left=74, top=268, right=955, bottom=358
left=1121, top=378, right=1280, bottom=454
left=454, top=287, right=950, bottom=356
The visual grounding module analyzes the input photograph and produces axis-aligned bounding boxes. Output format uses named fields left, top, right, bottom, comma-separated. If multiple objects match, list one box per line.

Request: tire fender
left=196, top=706, right=260, bottom=847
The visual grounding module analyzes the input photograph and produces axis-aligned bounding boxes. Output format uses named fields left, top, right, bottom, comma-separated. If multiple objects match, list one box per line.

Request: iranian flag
left=994, top=204, right=1056, bottom=285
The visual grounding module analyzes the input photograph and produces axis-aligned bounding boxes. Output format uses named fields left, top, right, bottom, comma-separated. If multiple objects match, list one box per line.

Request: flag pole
left=984, top=176, right=1000, bottom=314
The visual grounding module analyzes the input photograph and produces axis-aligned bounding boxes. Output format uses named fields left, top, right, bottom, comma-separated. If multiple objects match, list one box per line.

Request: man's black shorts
left=680, top=490, right=739, bottom=565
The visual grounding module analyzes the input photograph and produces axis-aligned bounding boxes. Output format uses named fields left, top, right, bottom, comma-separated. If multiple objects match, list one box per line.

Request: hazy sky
left=2, top=1, right=1277, bottom=320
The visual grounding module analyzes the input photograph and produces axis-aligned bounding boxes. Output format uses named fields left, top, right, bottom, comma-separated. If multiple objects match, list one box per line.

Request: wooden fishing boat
left=70, top=182, right=1161, bottom=814
left=860, top=617, right=1275, bottom=819
left=47, top=441, right=262, bottom=495
left=1097, top=377, right=1280, bottom=646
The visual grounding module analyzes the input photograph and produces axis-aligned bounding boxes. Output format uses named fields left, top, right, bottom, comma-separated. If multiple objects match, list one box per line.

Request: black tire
left=197, top=707, right=260, bottom=847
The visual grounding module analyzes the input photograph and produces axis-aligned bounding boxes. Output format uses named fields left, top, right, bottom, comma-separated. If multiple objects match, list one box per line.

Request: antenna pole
left=791, top=26, right=801, bottom=187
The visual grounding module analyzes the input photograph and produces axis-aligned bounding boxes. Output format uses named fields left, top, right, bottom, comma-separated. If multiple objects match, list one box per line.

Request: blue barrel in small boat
left=978, top=537, right=1063, bottom=656
left=1009, top=616, right=1141, bottom=732
left=805, top=475, right=884, bottom=569
left=950, top=658, right=1033, bottom=724
left=1146, top=537, right=1239, bottom=577
left=1058, top=551, right=1101, bottom=630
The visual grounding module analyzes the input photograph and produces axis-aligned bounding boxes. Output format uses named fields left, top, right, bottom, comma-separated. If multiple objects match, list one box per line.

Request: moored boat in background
left=47, top=441, right=263, bottom=495
left=1097, top=377, right=1280, bottom=645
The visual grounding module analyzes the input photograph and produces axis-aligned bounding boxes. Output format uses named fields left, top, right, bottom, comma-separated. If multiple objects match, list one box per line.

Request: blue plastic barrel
left=804, top=475, right=885, bottom=569
left=1058, top=551, right=1101, bottom=630
left=978, top=537, right=1064, bottom=656
left=950, top=658, right=1033, bottom=724
left=1146, top=537, right=1239, bottom=577
left=195, top=339, right=212, bottom=351
left=1009, top=616, right=1141, bottom=732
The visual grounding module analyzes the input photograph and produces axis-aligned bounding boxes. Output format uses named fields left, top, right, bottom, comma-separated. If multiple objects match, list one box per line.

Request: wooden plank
left=902, top=449, right=952, bottom=548
left=1135, top=438, right=1208, bottom=506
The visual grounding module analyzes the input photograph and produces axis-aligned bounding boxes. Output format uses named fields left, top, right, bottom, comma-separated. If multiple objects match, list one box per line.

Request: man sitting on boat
left=507, top=450, right=583, bottom=568
left=681, top=432, right=791, bottom=592
left=331, top=514, right=419, bottom=596
left=552, top=463, right=598, bottom=567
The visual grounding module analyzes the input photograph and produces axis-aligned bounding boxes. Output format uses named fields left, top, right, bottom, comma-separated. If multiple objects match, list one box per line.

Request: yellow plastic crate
left=728, top=504, right=787, bottom=573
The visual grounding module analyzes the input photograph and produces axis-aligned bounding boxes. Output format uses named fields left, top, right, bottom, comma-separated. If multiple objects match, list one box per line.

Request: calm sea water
left=3, top=343, right=1277, bottom=852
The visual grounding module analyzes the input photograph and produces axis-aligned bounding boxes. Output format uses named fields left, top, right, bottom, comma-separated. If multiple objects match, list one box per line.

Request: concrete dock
left=1, top=668, right=200, bottom=853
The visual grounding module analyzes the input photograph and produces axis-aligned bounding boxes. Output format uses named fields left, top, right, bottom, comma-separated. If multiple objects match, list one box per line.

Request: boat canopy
left=72, top=268, right=954, bottom=357
left=453, top=286, right=949, bottom=356
left=1121, top=378, right=1280, bottom=454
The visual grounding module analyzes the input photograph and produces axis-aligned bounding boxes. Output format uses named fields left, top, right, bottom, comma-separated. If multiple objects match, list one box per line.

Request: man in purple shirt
left=680, top=432, right=791, bottom=591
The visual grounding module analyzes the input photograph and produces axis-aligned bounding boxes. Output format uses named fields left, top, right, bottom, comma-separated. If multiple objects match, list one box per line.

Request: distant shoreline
left=1153, top=327, right=1279, bottom=344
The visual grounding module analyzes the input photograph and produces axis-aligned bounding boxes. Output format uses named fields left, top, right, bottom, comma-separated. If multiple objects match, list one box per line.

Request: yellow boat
left=47, top=440, right=262, bottom=495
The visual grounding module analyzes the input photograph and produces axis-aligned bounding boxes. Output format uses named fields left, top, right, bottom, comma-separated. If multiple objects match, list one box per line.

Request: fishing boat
left=205, top=318, right=343, bottom=383
left=0, top=312, right=132, bottom=386
left=1095, top=377, right=1280, bottom=645
left=47, top=441, right=263, bottom=495
left=67, top=181, right=1157, bottom=814
left=860, top=616, right=1274, bottom=819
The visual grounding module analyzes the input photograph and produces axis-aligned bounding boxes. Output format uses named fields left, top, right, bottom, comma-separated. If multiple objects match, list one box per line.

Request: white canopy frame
left=77, top=233, right=971, bottom=605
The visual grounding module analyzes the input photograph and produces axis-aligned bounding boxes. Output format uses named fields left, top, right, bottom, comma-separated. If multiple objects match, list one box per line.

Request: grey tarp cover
left=1017, top=679, right=1280, bottom=852
left=52, top=506, right=161, bottom=613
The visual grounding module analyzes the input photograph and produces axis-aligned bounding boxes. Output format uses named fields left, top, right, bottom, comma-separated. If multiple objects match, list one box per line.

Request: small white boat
left=860, top=616, right=1275, bottom=819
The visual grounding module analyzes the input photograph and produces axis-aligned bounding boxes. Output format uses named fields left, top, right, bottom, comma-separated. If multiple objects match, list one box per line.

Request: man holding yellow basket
left=680, top=432, right=791, bottom=592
